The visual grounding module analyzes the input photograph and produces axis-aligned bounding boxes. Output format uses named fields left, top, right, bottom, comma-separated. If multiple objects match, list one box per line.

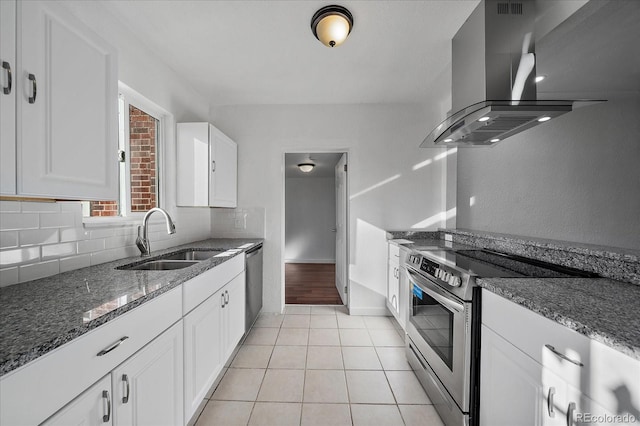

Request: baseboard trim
left=348, top=306, right=390, bottom=316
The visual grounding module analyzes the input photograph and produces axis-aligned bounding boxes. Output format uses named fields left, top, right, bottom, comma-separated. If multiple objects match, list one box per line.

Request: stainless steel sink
left=122, top=260, right=200, bottom=271
left=159, top=250, right=223, bottom=261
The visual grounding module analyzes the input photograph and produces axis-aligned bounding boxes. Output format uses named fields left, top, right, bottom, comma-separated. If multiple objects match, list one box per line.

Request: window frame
left=82, top=82, right=172, bottom=225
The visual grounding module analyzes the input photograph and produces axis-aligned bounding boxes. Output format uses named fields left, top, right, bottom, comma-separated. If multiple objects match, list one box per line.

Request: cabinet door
left=183, top=289, right=224, bottom=424
left=387, top=260, right=399, bottom=316
left=223, top=271, right=246, bottom=361
left=176, top=122, right=209, bottom=207
left=43, top=374, right=113, bottom=426
left=480, top=325, right=544, bottom=426
left=17, top=1, right=118, bottom=200
left=209, top=125, right=237, bottom=208
left=0, top=0, right=16, bottom=195
left=112, top=321, right=183, bottom=426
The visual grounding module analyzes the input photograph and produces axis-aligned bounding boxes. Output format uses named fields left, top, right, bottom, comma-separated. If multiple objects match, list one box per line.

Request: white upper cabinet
left=0, top=1, right=16, bottom=195
left=15, top=0, right=118, bottom=200
left=177, top=122, right=237, bottom=208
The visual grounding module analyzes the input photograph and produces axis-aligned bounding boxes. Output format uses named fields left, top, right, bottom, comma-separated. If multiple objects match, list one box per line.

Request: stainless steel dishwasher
left=245, top=243, right=263, bottom=332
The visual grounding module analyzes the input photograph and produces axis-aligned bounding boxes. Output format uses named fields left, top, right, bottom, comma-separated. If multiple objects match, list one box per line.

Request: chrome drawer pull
left=225, top=290, right=229, bottom=304
left=2, top=61, right=11, bottom=95
left=544, top=344, right=584, bottom=367
left=102, top=390, right=111, bottom=422
left=97, top=336, right=129, bottom=356
left=548, top=387, right=556, bottom=417
left=221, top=293, right=225, bottom=308
left=122, top=374, right=130, bottom=404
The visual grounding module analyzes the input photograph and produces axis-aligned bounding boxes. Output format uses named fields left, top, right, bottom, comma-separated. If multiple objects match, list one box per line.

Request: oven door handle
left=405, top=268, right=464, bottom=313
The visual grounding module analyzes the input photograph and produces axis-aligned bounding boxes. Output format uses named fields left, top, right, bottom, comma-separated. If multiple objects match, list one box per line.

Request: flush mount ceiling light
left=311, top=5, right=354, bottom=47
left=298, top=163, right=315, bottom=173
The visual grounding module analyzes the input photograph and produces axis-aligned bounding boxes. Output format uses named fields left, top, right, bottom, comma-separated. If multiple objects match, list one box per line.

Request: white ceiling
left=285, top=153, right=344, bottom=178
left=99, top=0, right=480, bottom=106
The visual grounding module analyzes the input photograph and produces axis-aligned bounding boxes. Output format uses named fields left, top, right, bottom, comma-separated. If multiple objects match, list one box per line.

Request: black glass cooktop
left=420, top=249, right=598, bottom=279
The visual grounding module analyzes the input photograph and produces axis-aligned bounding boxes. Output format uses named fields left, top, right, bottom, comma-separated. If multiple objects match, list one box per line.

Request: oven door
left=405, top=267, right=472, bottom=412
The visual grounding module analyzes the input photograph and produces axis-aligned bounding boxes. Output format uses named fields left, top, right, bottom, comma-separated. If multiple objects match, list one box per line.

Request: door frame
left=281, top=149, right=350, bottom=311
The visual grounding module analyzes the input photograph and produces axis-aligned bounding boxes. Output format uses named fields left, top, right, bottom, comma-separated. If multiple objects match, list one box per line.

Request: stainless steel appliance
left=404, top=248, right=597, bottom=426
left=245, top=244, right=263, bottom=333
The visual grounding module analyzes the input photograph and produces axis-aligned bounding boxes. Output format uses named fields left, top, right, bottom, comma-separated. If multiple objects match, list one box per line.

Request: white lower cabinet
left=480, top=325, right=545, bottom=425
left=44, top=375, right=114, bottom=425
left=183, top=287, right=224, bottom=422
left=481, top=290, right=640, bottom=426
left=44, top=321, right=183, bottom=426
left=183, top=270, right=246, bottom=424
left=112, top=321, right=184, bottom=426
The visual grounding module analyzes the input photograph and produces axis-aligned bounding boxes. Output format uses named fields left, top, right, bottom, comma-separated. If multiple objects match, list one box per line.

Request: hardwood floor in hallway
left=285, top=263, right=343, bottom=305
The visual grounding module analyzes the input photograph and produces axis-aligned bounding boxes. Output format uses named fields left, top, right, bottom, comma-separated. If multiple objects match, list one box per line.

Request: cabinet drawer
left=0, top=286, right=182, bottom=426
left=183, top=254, right=244, bottom=314
left=482, top=290, right=640, bottom=411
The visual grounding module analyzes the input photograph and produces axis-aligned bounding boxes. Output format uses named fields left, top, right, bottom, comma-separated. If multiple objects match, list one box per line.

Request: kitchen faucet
left=136, top=207, right=176, bottom=256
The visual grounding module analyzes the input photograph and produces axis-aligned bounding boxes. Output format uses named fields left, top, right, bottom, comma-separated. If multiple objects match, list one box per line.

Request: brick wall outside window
left=88, top=105, right=157, bottom=217
left=129, top=105, right=157, bottom=212
left=90, top=200, right=118, bottom=217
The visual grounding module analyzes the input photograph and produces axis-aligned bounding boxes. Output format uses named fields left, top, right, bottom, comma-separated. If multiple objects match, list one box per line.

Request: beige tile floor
left=194, top=305, right=445, bottom=426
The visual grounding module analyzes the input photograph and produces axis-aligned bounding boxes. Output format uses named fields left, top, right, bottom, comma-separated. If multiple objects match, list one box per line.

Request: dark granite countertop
left=0, top=238, right=262, bottom=376
left=479, top=277, right=640, bottom=361
left=387, top=229, right=640, bottom=360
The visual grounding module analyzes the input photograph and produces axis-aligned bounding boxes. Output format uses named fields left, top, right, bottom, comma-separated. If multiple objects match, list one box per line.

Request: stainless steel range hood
left=421, top=0, right=602, bottom=147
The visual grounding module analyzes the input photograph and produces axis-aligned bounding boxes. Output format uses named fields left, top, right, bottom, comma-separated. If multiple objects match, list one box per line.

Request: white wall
left=0, top=2, right=212, bottom=287
left=210, top=103, right=448, bottom=314
left=285, top=177, right=336, bottom=263
left=457, top=97, right=640, bottom=250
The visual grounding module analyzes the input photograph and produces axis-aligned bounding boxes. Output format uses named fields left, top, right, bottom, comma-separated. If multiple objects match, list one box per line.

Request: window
left=83, top=84, right=164, bottom=218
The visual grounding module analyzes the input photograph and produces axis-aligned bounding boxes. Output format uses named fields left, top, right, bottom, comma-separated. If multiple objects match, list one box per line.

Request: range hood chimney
left=421, top=0, right=602, bottom=147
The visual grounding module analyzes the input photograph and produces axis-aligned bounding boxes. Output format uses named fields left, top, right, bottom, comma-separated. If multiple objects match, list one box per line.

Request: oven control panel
left=408, top=254, right=462, bottom=287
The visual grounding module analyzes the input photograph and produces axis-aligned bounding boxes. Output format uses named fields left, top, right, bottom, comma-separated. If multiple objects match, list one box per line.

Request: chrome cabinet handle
left=225, top=290, right=229, bottom=304
left=97, top=336, right=129, bottom=356
left=102, top=390, right=111, bottom=422
left=391, top=294, right=397, bottom=310
left=122, top=374, right=130, bottom=404
left=221, top=293, right=225, bottom=308
left=211, top=160, right=216, bottom=172
left=2, top=61, right=11, bottom=95
left=566, top=402, right=575, bottom=426
left=547, top=387, right=556, bottom=418
left=545, top=344, right=584, bottom=367
left=28, top=73, right=36, bottom=104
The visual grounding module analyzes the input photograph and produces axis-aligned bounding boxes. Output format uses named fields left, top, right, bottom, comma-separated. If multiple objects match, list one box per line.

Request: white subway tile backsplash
left=0, top=201, right=212, bottom=286
left=0, top=213, right=39, bottom=230
left=21, top=201, right=60, bottom=213
left=105, top=235, right=127, bottom=249
left=59, top=254, right=91, bottom=273
left=90, top=246, right=131, bottom=266
left=19, top=229, right=59, bottom=246
left=0, top=247, right=40, bottom=267
left=40, top=213, right=76, bottom=229
left=60, top=227, right=90, bottom=242
left=0, top=201, right=20, bottom=212
left=42, top=242, right=77, bottom=259
left=0, top=231, right=18, bottom=249
left=0, top=267, right=19, bottom=287
left=77, top=239, right=106, bottom=254
left=58, top=201, right=82, bottom=213
left=89, top=228, right=116, bottom=239
left=19, top=260, right=60, bottom=283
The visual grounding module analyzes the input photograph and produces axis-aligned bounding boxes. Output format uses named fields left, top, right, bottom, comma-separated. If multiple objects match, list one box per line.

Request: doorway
left=284, top=152, right=348, bottom=306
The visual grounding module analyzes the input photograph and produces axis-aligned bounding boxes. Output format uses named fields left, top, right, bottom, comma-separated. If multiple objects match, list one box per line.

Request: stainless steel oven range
left=404, top=248, right=597, bottom=426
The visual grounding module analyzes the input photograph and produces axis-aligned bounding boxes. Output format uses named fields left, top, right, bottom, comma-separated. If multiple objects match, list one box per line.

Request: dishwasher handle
left=245, top=245, right=263, bottom=258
